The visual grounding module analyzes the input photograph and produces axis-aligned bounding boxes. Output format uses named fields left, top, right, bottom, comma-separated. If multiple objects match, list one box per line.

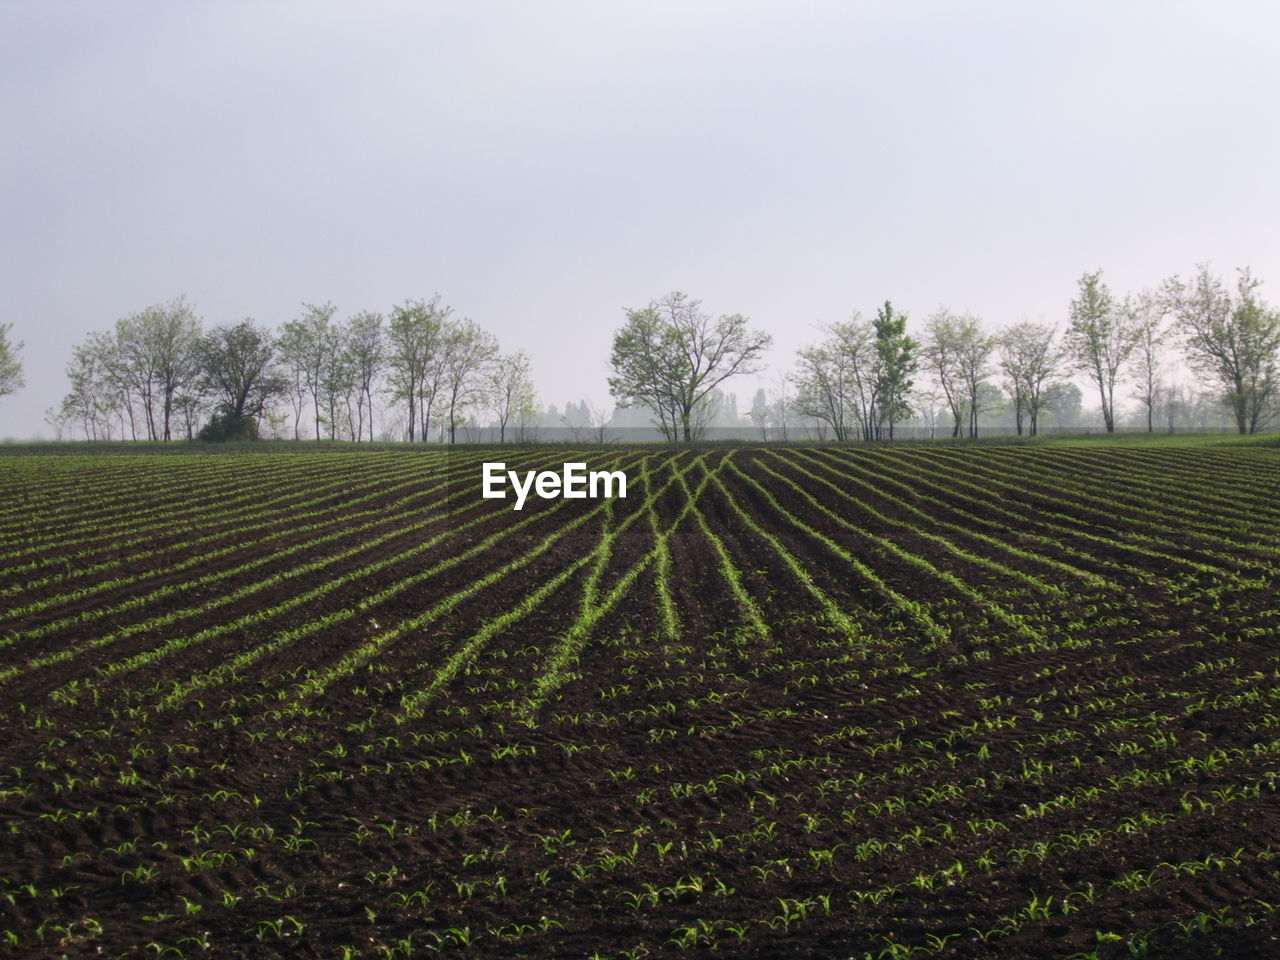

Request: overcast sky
left=3, top=1, right=1278, bottom=438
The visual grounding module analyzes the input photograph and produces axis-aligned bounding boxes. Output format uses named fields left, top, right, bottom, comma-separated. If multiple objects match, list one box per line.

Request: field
left=2, top=441, right=1279, bottom=959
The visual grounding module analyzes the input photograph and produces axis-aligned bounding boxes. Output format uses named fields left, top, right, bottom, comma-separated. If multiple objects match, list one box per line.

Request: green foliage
left=1163, top=265, right=1280, bottom=434
left=197, top=319, right=285, bottom=421
left=609, top=292, right=771, bottom=442
left=795, top=302, right=918, bottom=441
left=197, top=409, right=258, bottom=442
left=872, top=300, right=918, bottom=438
left=1066, top=269, right=1141, bottom=433
left=0, top=322, right=25, bottom=397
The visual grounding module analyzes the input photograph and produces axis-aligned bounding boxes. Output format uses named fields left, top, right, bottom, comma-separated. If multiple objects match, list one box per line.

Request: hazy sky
left=3, top=1, right=1278, bottom=438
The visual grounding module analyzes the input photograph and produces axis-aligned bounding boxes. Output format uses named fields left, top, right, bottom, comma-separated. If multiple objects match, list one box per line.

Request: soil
left=1, top=445, right=1279, bottom=959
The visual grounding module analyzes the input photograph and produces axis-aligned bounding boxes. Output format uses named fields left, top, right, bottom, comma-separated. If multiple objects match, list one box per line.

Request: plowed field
left=2, top=444, right=1279, bottom=958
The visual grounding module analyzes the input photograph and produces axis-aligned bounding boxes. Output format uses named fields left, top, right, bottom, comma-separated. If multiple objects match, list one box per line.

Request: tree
left=1155, top=382, right=1188, bottom=433
left=277, top=302, right=340, bottom=441
left=1124, top=290, right=1166, bottom=433
left=609, top=291, right=772, bottom=442
left=911, top=386, right=947, bottom=439
left=197, top=320, right=284, bottom=436
left=0, top=323, right=24, bottom=398
left=441, top=319, right=498, bottom=443
left=794, top=339, right=856, bottom=441
left=951, top=315, right=996, bottom=438
left=997, top=321, right=1063, bottom=436
left=871, top=301, right=918, bottom=439
left=346, top=311, right=385, bottom=442
left=172, top=390, right=209, bottom=441
left=96, top=335, right=138, bottom=439
left=1041, top=381, right=1083, bottom=428
left=747, top=387, right=771, bottom=440
left=44, top=405, right=70, bottom=441
left=275, top=321, right=313, bottom=440
left=1163, top=265, right=1280, bottom=434
left=922, top=309, right=969, bottom=438
left=794, top=320, right=876, bottom=441
left=794, top=310, right=918, bottom=442
left=97, top=299, right=203, bottom=441
left=513, top=392, right=541, bottom=442
left=385, top=297, right=448, bottom=442
left=61, top=334, right=115, bottom=440
left=1065, top=270, right=1141, bottom=433
left=923, top=310, right=993, bottom=438
left=997, top=335, right=1027, bottom=437
left=488, top=350, right=536, bottom=442
left=973, top=382, right=1007, bottom=431
left=145, top=298, right=202, bottom=441
left=317, top=320, right=354, bottom=440
left=112, top=312, right=161, bottom=439
left=690, top=387, right=725, bottom=438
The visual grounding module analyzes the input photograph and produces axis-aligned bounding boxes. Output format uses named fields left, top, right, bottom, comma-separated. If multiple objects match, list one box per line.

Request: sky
left=3, top=1, right=1278, bottom=438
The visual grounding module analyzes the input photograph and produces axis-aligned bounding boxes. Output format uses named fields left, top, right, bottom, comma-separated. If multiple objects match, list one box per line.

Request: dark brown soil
left=2, top=445, right=1278, bottom=959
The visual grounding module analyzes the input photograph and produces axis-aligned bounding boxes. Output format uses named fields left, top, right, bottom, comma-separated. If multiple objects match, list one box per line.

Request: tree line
left=27, top=261, right=1280, bottom=442
left=609, top=264, right=1280, bottom=440
left=53, top=298, right=537, bottom=443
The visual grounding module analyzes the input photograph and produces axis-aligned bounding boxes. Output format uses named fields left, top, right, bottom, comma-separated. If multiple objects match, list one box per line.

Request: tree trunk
left=1101, top=382, right=1115, bottom=433
left=142, top=388, right=157, bottom=441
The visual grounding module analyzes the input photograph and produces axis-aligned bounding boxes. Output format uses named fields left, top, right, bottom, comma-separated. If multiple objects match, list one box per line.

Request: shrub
left=197, top=409, right=258, bottom=442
